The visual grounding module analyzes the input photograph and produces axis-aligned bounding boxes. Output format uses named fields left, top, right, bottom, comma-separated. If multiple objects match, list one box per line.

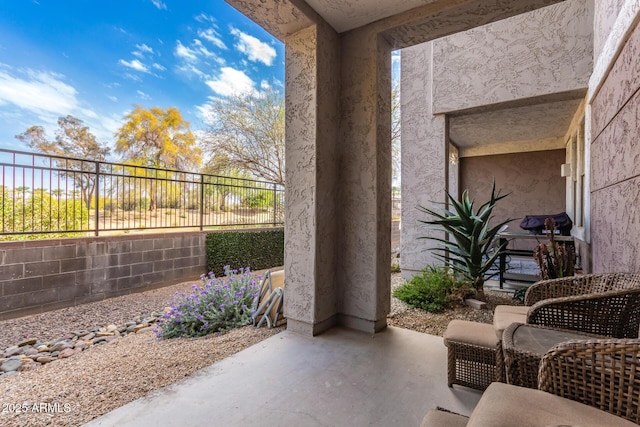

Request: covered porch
left=88, top=0, right=640, bottom=424
left=87, top=327, right=480, bottom=426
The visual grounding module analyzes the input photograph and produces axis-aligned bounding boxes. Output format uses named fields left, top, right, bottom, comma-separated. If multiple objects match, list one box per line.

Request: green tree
left=15, top=115, right=110, bottom=209
left=201, top=154, right=251, bottom=212
left=115, top=106, right=202, bottom=210
left=201, top=87, right=284, bottom=185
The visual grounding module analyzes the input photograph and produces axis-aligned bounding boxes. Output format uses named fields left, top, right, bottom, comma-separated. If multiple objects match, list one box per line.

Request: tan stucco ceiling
left=449, top=97, right=584, bottom=156
left=304, top=0, right=435, bottom=33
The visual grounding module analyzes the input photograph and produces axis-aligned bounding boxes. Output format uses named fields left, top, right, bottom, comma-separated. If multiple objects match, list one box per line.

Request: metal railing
left=0, top=149, right=284, bottom=238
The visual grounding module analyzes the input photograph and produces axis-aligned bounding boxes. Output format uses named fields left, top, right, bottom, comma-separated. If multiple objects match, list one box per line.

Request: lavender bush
left=158, top=266, right=261, bottom=338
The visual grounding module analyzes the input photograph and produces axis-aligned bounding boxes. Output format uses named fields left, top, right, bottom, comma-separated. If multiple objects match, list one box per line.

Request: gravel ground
left=0, top=271, right=520, bottom=426
left=388, top=273, right=522, bottom=336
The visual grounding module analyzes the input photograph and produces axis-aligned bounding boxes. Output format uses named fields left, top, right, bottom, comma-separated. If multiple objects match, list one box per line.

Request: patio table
left=502, top=323, right=601, bottom=389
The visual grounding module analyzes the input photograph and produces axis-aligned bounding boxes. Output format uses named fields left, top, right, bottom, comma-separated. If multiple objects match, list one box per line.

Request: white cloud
left=0, top=67, right=83, bottom=116
left=151, top=0, right=166, bottom=10
left=0, top=66, right=100, bottom=137
left=118, top=58, right=149, bottom=73
left=260, top=80, right=271, bottom=90
left=195, top=13, right=215, bottom=24
left=107, top=95, right=118, bottom=102
left=193, top=39, right=215, bottom=58
left=205, top=67, right=255, bottom=97
left=230, top=28, right=276, bottom=66
left=174, top=41, right=198, bottom=62
left=137, top=90, right=151, bottom=100
left=177, top=64, right=206, bottom=78
left=198, top=28, right=226, bottom=50
left=136, top=43, right=154, bottom=54
left=152, top=63, right=166, bottom=71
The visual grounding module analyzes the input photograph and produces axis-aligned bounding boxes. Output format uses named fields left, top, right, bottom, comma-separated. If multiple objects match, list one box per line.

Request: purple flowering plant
left=158, top=266, right=260, bottom=338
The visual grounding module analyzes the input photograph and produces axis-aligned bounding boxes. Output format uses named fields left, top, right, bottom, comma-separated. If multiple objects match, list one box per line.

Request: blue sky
left=0, top=0, right=285, bottom=154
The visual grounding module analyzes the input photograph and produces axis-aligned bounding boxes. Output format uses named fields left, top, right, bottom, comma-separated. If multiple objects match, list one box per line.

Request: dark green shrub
left=206, top=229, right=284, bottom=277
left=393, top=266, right=474, bottom=312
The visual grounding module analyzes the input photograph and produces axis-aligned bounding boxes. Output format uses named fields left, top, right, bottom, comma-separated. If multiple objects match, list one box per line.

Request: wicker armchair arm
left=525, top=273, right=640, bottom=306
left=524, top=274, right=603, bottom=306
left=538, top=338, right=640, bottom=423
left=526, top=288, right=640, bottom=338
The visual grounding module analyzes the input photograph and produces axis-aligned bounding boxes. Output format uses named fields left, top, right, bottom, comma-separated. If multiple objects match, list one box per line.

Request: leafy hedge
left=206, top=229, right=284, bottom=276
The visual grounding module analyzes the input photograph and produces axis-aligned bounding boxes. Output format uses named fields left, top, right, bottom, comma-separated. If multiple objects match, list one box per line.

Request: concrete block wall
left=0, top=232, right=207, bottom=320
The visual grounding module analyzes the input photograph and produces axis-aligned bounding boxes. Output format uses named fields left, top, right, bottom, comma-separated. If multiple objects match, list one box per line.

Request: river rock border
left=0, top=311, right=165, bottom=380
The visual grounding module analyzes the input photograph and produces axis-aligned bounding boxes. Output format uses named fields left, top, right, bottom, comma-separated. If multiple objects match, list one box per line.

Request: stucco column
left=401, top=43, right=448, bottom=278
left=336, top=30, right=392, bottom=333
left=284, top=23, right=341, bottom=336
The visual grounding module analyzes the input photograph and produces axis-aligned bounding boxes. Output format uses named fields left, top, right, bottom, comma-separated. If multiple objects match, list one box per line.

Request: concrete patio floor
left=85, top=326, right=481, bottom=426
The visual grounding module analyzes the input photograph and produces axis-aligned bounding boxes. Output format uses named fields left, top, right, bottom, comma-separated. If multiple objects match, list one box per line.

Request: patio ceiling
left=449, top=95, right=585, bottom=157
left=305, top=0, right=436, bottom=33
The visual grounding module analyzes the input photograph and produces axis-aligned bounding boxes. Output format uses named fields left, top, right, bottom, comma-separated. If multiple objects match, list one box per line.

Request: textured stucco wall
left=460, top=150, right=567, bottom=232
left=226, top=0, right=577, bottom=335
left=401, top=43, right=447, bottom=277
left=594, top=0, right=625, bottom=63
left=284, top=22, right=341, bottom=335
left=590, top=16, right=640, bottom=273
left=337, top=29, right=391, bottom=333
left=432, top=0, right=593, bottom=113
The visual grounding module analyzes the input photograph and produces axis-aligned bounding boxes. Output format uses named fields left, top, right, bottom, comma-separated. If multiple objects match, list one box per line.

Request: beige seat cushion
left=493, top=305, right=528, bottom=338
left=444, top=320, right=499, bottom=348
left=421, top=409, right=469, bottom=427
left=468, top=382, right=636, bottom=427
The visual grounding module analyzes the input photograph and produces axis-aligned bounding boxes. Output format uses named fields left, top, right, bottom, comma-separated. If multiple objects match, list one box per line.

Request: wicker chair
left=539, top=338, right=640, bottom=423
left=421, top=338, right=640, bottom=426
left=494, top=273, right=640, bottom=338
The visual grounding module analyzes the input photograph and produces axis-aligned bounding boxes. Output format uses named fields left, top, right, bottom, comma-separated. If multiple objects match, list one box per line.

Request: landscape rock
left=91, top=337, right=108, bottom=345
left=59, top=348, right=76, bottom=359
left=81, top=332, right=96, bottom=341
left=133, top=323, right=150, bottom=333
left=22, top=347, right=38, bottom=356
left=18, top=338, right=37, bottom=347
left=0, top=310, right=165, bottom=381
left=0, top=371, right=18, bottom=379
left=50, top=341, right=72, bottom=352
left=4, top=346, right=23, bottom=357
left=1, top=359, right=23, bottom=372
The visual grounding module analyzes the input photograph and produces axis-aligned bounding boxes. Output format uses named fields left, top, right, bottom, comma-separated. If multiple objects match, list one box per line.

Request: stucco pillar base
left=286, top=316, right=338, bottom=337
left=338, top=315, right=387, bottom=334
left=286, top=315, right=387, bottom=336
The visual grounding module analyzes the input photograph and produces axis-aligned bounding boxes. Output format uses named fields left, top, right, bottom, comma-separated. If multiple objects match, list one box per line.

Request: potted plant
left=533, top=217, right=575, bottom=279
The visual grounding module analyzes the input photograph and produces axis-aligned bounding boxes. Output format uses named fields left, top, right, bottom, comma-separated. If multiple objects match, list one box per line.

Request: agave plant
left=417, top=181, right=512, bottom=300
